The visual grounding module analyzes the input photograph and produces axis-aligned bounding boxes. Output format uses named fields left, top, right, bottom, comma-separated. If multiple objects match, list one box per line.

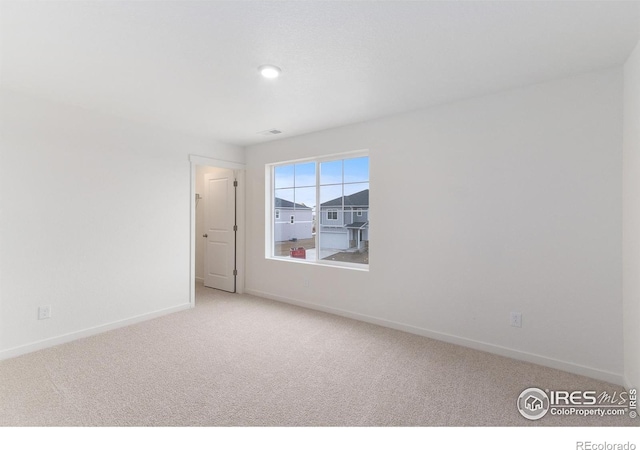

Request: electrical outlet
left=510, top=312, right=522, bottom=328
left=38, top=305, right=51, bottom=320
left=303, top=277, right=310, bottom=288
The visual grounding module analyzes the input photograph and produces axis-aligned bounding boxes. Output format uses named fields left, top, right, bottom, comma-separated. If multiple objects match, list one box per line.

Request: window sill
left=266, top=255, right=369, bottom=272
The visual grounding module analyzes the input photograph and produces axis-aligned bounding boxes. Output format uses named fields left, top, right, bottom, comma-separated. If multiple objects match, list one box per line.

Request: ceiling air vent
left=258, top=129, right=283, bottom=136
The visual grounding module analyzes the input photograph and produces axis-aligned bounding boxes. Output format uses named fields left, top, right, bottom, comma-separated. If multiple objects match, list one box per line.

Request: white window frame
left=290, top=215, right=295, bottom=224
left=327, top=209, right=338, bottom=221
left=266, top=149, right=369, bottom=270
left=356, top=208, right=363, bottom=217
left=275, top=209, right=280, bottom=220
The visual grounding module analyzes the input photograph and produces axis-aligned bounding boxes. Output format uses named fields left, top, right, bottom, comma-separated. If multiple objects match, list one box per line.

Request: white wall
left=245, top=68, right=624, bottom=383
left=0, top=88, right=244, bottom=358
left=623, top=35, right=640, bottom=389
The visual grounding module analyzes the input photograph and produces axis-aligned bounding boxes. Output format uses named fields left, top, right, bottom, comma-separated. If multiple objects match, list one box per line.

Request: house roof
left=345, top=222, right=368, bottom=229
left=274, top=197, right=311, bottom=209
left=321, top=189, right=369, bottom=207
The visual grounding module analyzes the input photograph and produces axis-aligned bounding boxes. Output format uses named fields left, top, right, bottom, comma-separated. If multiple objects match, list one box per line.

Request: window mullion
left=341, top=160, right=345, bottom=226
left=315, top=161, right=320, bottom=262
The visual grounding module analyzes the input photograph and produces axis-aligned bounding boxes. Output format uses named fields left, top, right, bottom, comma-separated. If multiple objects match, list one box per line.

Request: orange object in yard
left=290, top=247, right=306, bottom=258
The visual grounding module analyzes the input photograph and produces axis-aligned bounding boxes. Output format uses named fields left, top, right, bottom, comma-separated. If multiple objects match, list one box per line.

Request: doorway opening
left=189, top=155, right=245, bottom=306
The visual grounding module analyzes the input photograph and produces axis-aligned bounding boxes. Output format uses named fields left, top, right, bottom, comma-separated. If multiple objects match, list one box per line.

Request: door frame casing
left=189, top=155, right=246, bottom=306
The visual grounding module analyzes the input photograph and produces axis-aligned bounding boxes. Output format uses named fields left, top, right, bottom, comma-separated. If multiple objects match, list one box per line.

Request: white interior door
left=203, top=169, right=236, bottom=292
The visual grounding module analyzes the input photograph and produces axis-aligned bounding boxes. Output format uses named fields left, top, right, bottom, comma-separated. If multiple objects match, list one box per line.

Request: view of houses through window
left=272, top=155, right=369, bottom=266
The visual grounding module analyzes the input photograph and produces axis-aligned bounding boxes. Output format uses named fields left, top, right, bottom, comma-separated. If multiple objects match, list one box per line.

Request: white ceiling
left=1, top=1, right=638, bottom=146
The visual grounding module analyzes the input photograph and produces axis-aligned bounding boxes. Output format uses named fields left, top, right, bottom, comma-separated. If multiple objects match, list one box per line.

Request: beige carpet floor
left=0, top=283, right=636, bottom=427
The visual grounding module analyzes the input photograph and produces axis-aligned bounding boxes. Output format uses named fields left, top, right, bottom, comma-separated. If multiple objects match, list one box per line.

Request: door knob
left=203, top=234, right=208, bottom=238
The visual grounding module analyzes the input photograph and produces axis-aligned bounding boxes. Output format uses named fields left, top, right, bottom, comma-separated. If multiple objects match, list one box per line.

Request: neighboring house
left=274, top=198, right=313, bottom=242
left=319, top=189, right=369, bottom=250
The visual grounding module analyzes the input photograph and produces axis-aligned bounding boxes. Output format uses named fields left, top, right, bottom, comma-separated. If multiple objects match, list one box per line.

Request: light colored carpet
left=0, top=283, right=636, bottom=426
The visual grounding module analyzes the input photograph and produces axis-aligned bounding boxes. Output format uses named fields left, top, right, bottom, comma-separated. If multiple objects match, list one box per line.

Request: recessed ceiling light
left=259, top=65, right=281, bottom=79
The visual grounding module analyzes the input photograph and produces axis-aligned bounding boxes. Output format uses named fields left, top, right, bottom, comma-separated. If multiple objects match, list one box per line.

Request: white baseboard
left=0, top=303, right=192, bottom=362
left=245, top=289, right=625, bottom=386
